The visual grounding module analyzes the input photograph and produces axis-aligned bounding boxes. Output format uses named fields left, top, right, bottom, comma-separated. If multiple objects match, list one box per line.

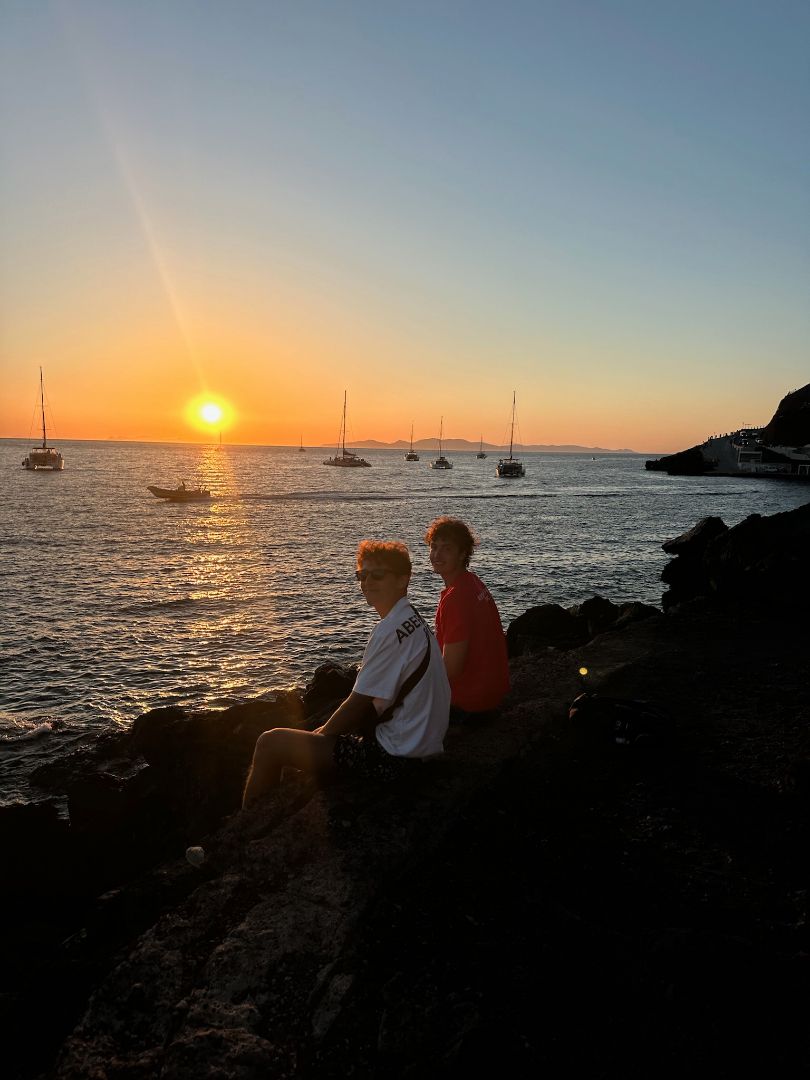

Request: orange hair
left=356, top=540, right=412, bottom=578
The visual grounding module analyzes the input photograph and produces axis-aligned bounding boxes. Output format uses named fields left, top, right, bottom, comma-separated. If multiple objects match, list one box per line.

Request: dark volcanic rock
left=662, top=515, right=728, bottom=556
left=662, top=502, right=810, bottom=610
left=614, top=601, right=662, bottom=629
left=302, top=663, right=358, bottom=721
left=645, top=445, right=707, bottom=474
left=575, top=594, right=620, bottom=637
left=129, top=692, right=305, bottom=838
left=0, top=800, right=70, bottom=903
left=47, top=607, right=810, bottom=1080
left=506, top=603, right=589, bottom=656
left=761, top=382, right=810, bottom=448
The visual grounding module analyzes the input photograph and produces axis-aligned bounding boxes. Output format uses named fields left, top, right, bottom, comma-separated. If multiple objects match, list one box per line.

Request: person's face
left=429, top=536, right=466, bottom=582
left=357, top=556, right=408, bottom=615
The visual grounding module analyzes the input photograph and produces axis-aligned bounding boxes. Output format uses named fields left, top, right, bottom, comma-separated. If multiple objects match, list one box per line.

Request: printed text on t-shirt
left=395, top=608, right=427, bottom=644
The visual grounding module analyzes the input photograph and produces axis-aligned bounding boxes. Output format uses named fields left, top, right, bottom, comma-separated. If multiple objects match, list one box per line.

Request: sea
left=2, top=437, right=808, bottom=806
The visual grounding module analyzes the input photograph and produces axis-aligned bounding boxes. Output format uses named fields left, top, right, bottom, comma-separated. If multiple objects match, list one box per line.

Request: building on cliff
left=646, top=384, right=810, bottom=478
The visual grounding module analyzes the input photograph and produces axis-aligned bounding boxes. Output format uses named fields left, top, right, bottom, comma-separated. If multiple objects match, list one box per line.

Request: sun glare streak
left=56, top=1, right=204, bottom=386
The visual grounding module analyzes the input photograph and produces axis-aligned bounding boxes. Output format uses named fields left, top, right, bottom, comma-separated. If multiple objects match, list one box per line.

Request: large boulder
left=662, top=503, right=810, bottom=610
left=574, top=595, right=620, bottom=637
left=302, top=662, right=357, bottom=721
left=129, top=692, right=305, bottom=837
left=662, top=516, right=728, bottom=557
left=507, top=604, right=589, bottom=657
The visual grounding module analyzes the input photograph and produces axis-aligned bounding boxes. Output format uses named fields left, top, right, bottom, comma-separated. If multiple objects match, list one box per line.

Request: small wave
left=0, top=717, right=65, bottom=744
left=121, top=595, right=198, bottom=613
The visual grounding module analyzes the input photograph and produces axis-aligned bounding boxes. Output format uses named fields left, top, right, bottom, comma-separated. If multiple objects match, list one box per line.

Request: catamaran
left=22, top=368, right=64, bottom=471
left=496, top=391, right=525, bottom=478
left=323, top=391, right=371, bottom=467
left=430, top=416, right=453, bottom=470
left=405, top=423, right=419, bottom=461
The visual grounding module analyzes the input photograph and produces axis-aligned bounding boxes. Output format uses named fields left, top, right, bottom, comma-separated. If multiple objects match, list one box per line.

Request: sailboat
left=323, top=391, right=371, bottom=467
left=22, top=368, right=64, bottom=470
left=299, top=436, right=306, bottom=452
left=405, top=423, right=419, bottom=461
left=496, top=391, right=525, bottom=478
left=430, top=416, right=453, bottom=470
left=477, top=436, right=487, bottom=459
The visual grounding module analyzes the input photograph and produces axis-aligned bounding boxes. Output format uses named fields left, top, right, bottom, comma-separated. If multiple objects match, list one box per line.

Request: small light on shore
left=579, top=667, right=588, bottom=677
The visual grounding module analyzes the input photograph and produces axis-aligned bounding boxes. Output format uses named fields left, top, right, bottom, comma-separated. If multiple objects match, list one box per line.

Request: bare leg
left=242, top=728, right=337, bottom=809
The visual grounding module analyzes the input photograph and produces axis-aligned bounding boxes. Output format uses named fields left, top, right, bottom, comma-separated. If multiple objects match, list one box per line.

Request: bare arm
left=317, top=691, right=378, bottom=736
left=442, top=639, right=470, bottom=681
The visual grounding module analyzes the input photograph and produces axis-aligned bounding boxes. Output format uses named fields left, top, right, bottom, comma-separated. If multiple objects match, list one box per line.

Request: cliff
left=646, top=383, right=810, bottom=476
left=3, top=504, right=809, bottom=1078
left=761, top=383, right=810, bottom=448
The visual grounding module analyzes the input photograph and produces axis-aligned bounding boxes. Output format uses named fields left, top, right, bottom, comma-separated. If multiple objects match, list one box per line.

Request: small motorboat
left=148, top=482, right=211, bottom=502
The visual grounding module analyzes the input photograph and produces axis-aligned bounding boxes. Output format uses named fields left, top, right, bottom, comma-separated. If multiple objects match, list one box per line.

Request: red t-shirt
left=435, top=570, right=510, bottom=712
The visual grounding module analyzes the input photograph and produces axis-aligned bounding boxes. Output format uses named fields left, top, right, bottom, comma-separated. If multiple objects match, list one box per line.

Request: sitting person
left=424, top=516, right=510, bottom=723
left=242, top=540, right=450, bottom=808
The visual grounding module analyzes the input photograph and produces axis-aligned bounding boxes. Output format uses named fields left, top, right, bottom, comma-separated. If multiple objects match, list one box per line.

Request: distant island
left=319, top=438, right=641, bottom=454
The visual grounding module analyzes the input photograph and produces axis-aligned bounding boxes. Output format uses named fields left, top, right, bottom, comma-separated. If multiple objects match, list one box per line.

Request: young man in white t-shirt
left=241, top=540, right=450, bottom=809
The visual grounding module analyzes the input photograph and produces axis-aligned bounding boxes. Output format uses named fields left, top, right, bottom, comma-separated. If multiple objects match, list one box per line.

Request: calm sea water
left=2, top=438, right=807, bottom=804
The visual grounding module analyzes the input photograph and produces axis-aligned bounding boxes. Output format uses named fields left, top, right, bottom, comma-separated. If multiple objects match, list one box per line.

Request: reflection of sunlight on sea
left=2, top=438, right=808, bottom=804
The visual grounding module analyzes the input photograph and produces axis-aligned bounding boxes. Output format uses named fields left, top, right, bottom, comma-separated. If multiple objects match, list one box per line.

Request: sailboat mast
left=509, top=390, right=516, bottom=460
left=40, top=366, right=47, bottom=447
left=342, top=390, right=347, bottom=456
left=439, top=416, right=443, bottom=455
left=410, top=423, right=414, bottom=453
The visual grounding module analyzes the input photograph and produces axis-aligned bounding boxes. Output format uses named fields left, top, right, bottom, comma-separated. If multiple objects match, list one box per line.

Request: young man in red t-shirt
left=425, top=516, right=510, bottom=723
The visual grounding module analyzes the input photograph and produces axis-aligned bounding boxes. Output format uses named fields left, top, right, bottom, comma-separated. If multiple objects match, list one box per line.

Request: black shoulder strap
left=374, top=606, right=432, bottom=727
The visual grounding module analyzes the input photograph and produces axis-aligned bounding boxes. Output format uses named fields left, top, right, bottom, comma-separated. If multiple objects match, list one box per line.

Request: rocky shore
left=2, top=504, right=809, bottom=1078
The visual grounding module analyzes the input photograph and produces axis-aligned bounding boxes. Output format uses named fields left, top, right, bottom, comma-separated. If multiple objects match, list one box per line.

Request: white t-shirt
left=353, top=596, right=450, bottom=758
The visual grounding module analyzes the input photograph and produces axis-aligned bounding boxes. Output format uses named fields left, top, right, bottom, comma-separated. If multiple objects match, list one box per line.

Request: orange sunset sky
left=1, top=4, right=807, bottom=455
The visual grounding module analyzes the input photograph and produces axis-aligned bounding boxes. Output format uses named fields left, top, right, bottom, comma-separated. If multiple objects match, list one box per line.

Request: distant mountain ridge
left=322, top=438, right=639, bottom=453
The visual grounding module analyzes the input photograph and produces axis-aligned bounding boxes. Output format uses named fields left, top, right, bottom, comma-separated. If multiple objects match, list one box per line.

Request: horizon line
left=0, top=434, right=657, bottom=455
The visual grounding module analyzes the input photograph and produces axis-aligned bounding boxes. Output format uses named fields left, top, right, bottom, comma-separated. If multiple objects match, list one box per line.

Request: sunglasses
left=355, top=568, right=394, bottom=582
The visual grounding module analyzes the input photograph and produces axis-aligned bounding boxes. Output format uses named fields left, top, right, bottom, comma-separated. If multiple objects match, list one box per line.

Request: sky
left=1, top=0, right=807, bottom=453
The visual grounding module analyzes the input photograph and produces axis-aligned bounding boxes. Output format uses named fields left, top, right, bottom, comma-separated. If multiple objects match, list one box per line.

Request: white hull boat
left=22, top=368, right=64, bottom=471
left=324, top=391, right=371, bottom=467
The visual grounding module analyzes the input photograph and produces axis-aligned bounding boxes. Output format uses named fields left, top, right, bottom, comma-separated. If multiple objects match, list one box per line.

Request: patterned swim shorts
left=333, top=734, right=414, bottom=781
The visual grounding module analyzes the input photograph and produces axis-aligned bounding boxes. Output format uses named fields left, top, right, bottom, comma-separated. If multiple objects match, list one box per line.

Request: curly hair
left=423, top=517, right=478, bottom=569
left=356, top=539, right=412, bottom=578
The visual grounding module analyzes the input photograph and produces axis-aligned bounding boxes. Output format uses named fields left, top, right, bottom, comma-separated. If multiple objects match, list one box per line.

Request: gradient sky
left=1, top=1, right=807, bottom=452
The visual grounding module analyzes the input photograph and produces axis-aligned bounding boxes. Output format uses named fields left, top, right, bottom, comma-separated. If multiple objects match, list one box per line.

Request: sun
left=185, top=394, right=234, bottom=436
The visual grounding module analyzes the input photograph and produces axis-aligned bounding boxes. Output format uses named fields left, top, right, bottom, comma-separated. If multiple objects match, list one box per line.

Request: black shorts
left=449, top=705, right=498, bottom=727
left=333, top=734, right=413, bottom=781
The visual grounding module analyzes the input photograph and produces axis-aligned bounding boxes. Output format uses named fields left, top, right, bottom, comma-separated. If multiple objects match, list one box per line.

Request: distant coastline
left=1, top=436, right=650, bottom=454
left=345, top=438, right=641, bottom=454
